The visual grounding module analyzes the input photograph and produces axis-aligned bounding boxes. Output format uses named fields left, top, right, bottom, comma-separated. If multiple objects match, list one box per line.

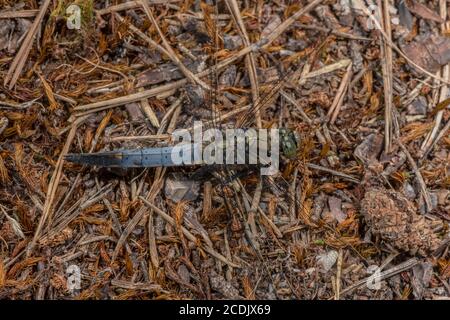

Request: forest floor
left=0, top=0, right=449, bottom=300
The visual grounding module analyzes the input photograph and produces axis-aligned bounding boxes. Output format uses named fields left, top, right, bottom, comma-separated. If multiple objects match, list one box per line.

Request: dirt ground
left=0, top=0, right=449, bottom=300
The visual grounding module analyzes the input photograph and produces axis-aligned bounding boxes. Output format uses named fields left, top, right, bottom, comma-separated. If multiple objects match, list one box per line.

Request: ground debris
left=0, top=0, right=449, bottom=301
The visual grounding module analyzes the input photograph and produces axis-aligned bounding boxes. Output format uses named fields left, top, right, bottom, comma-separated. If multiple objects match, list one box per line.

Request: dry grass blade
left=4, top=0, right=52, bottom=89
left=327, top=63, right=352, bottom=124
left=225, top=0, right=261, bottom=128
left=0, top=10, right=39, bottom=19
left=260, top=0, right=324, bottom=50
left=421, top=119, right=450, bottom=160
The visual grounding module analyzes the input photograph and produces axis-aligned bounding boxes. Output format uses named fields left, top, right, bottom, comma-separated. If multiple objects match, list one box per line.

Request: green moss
left=51, top=0, right=66, bottom=18
left=76, top=0, right=94, bottom=26
left=314, top=239, right=325, bottom=246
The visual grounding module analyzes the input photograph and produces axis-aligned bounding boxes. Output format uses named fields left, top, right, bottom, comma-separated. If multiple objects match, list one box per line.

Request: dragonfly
left=64, top=128, right=300, bottom=169
left=65, top=39, right=327, bottom=182
left=65, top=1, right=330, bottom=298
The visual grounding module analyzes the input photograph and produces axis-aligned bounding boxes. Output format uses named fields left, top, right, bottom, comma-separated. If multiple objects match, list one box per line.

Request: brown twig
left=379, top=0, right=394, bottom=153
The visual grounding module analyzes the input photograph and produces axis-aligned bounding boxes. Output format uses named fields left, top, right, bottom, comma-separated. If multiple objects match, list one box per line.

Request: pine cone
left=361, top=188, right=440, bottom=256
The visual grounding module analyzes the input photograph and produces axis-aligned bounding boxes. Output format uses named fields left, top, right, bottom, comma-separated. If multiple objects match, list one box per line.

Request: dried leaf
left=200, top=2, right=216, bottom=44
left=407, top=1, right=444, bottom=24
left=402, top=35, right=450, bottom=73
left=165, top=174, right=200, bottom=202
left=0, top=116, right=8, bottom=136
left=398, top=0, right=414, bottom=29
left=354, top=134, right=383, bottom=166
left=210, top=273, right=240, bottom=299
left=316, top=250, right=338, bottom=272
left=328, top=196, right=347, bottom=223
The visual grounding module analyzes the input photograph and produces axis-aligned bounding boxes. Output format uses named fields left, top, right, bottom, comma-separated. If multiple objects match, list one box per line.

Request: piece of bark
left=402, top=35, right=450, bottom=73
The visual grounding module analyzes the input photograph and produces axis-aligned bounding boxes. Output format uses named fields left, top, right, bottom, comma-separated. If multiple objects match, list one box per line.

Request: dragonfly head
left=279, top=128, right=300, bottom=159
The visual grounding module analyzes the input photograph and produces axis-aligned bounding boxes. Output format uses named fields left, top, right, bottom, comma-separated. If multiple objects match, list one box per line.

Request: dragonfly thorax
left=279, top=128, right=299, bottom=159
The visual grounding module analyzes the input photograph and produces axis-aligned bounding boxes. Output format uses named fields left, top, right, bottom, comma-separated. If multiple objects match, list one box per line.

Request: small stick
left=202, top=182, right=213, bottom=222
left=307, top=163, right=360, bottom=184
left=401, top=76, right=432, bottom=106
left=281, top=90, right=312, bottom=124
left=107, top=134, right=171, bottom=143
left=148, top=209, right=159, bottom=269
left=260, top=0, right=324, bottom=50
left=111, top=279, right=167, bottom=293
left=301, top=59, right=352, bottom=83
left=115, top=13, right=170, bottom=58
left=355, top=0, right=450, bottom=85
left=223, top=228, right=233, bottom=281
left=335, top=249, right=343, bottom=300
left=139, top=93, right=161, bottom=128
left=0, top=10, right=39, bottom=19
left=379, top=0, right=394, bottom=153
left=295, top=23, right=372, bottom=41
left=27, top=115, right=92, bottom=256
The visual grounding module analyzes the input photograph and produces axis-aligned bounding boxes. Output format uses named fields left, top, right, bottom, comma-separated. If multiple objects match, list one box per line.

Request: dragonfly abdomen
left=66, top=147, right=192, bottom=168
